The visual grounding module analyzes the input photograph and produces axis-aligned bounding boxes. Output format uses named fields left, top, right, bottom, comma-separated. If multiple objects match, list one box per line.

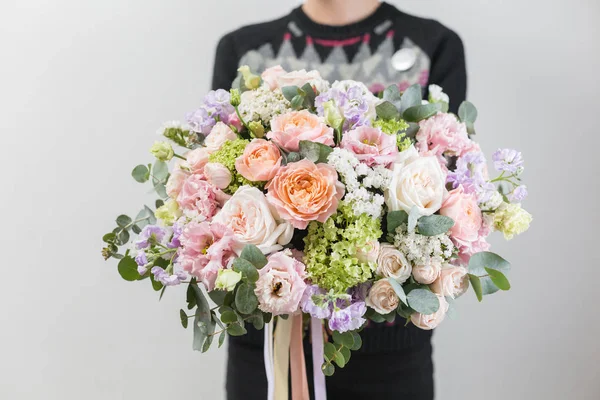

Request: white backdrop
left=1, top=1, right=599, bottom=399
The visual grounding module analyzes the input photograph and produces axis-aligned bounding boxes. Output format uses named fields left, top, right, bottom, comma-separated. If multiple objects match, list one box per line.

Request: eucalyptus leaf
left=417, top=215, right=454, bottom=236
left=285, top=152, right=302, bottom=163
left=155, top=199, right=164, bottom=208
left=299, top=140, right=333, bottom=164
left=180, top=309, right=188, bottom=329
left=387, top=278, right=408, bottom=306
left=218, top=331, right=227, bottom=348
left=208, top=289, right=227, bottom=305
left=131, top=224, right=141, bottom=234
left=227, top=323, right=247, bottom=336
left=192, top=284, right=212, bottom=351
left=402, top=103, right=442, bottom=122
left=404, top=122, right=420, bottom=139
left=406, top=288, right=440, bottom=314
left=131, top=164, right=150, bottom=183
left=383, top=84, right=402, bottom=108
left=485, top=267, right=511, bottom=291
left=399, top=84, right=422, bottom=113
left=332, top=331, right=354, bottom=349
left=201, top=319, right=216, bottom=353
left=468, top=251, right=511, bottom=276
left=300, top=82, right=316, bottom=108
left=458, top=101, right=478, bottom=124
left=349, top=332, right=362, bottom=351
left=281, top=86, right=299, bottom=102
left=116, top=215, right=132, bottom=228
left=153, top=161, right=169, bottom=181
left=340, top=346, right=351, bottom=365
left=233, top=258, right=259, bottom=283
left=468, top=274, right=483, bottom=302
left=240, top=244, right=268, bottom=269
left=102, top=233, right=116, bottom=243
left=186, top=282, right=197, bottom=310
left=150, top=274, right=163, bottom=291
left=408, top=206, right=420, bottom=232
left=220, top=310, right=238, bottom=324
left=291, top=94, right=304, bottom=110
left=333, top=350, right=346, bottom=368
left=235, top=282, right=259, bottom=314
left=322, top=363, right=335, bottom=377
left=324, top=342, right=336, bottom=361
left=375, top=101, right=400, bottom=120
left=117, top=256, right=139, bottom=281
left=386, top=210, right=409, bottom=235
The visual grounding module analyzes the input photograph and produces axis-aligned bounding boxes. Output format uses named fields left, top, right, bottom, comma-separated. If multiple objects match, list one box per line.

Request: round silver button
left=391, top=48, right=417, bottom=71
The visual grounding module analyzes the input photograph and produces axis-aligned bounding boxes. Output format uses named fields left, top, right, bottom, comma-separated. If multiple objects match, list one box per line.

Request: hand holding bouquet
left=101, top=66, right=532, bottom=392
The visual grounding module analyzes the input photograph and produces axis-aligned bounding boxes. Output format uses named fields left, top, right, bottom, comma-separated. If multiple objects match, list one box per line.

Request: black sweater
left=211, top=2, right=467, bottom=352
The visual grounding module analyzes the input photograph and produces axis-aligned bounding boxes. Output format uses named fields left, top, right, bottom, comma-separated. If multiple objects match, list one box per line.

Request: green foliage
left=240, top=244, right=268, bottom=269
left=382, top=84, right=402, bottom=109
left=227, top=322, right=247, bottom=336
left=402, top=103, right=442, bottom=122
left=375, top=101, right=400, bottom=120
left=386, top=210, right=408, bottom=235
left=131, top=165, right=150, bottom=183
left=116, top=215, right=132, bottom=228
left=218, top=331, right=227, bottom=348
left=117, top=256, right=139, bottom=281
left=406, top=288, right=440, bottom=314
left=399, top=84, right=422, bottom=113
left=404, top=122, right=420, bottom=139
left=417, top=215, right=455, bottom=236
left=485, top=267, right=511, bottom=291
left=233, top=258, right=259, bottom=283
left=458, top=101, right=477, bottom=135
left=180, top=309, right=188, bottom=329
left=208, top=138, right=257, bottom=194
left=299, top=140, right=333, bottom=164
left=469, top=274, right=483, bottom=302
left=235, top=282, right=259, bottom=315
left=191, top=283, right=212, bottom=352
left=387, top=278, right=408, bottom=306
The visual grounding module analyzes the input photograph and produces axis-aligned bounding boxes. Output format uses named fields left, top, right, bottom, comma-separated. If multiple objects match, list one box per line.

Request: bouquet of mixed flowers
left=102, top=65, right=531, bottom=399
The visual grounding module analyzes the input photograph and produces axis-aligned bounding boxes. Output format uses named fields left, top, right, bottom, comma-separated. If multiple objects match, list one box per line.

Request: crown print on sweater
left=237, top=25, right=431, bottom=93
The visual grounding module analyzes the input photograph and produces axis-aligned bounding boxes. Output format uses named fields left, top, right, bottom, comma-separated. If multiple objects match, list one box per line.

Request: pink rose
left=457, top=214, right=492, bottom=264
left=166, top=159, right=190, bottom=199
left=186, top=147, right=210, bottom=174
left=430, top=265, right=469, bottom=298
left=267, top=110, right=334, bottom=152
left=235, top=139, right=282, bottom=182
left=440, top=185, right=483, bottom=247
left=261, top=65, right=287, bottom=90
left=266, top=159, right=344, bottom=229
left=228, top=112, right=242, bottom=132
left=340, top=126, right=399, bottom=166
left=416, top=113, right=470, bottom=159
left=412, top=261, right=442, bottom=285
left=356, top=239, right=380, bottom=263
left=205, top=122, right=237, bottom=153
left=203, top=162, right=232, bottom=190
left=410, top=294, right=449, bottom=330
left=275, top=69, right=329, bottom=93
left=176, top=174, right=220, bottom=219
left=178, top=221, right=238, bottom=291
left=254, top=251, right=307, bottom=315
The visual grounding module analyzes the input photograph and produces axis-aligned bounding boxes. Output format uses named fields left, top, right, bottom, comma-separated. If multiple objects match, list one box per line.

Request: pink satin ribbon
left=290, top=315, right=309, bottom=400
left=311, top=317, right=327, bottom=400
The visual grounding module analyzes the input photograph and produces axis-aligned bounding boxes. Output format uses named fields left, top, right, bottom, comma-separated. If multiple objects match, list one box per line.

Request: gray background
left=1, top=0, right=599, bottom=399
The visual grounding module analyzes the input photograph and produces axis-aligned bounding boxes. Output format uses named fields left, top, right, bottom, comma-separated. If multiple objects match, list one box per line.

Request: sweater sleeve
left=426, top=30, right=467, bottom=114
left=211, top=33, right=239, bottom=91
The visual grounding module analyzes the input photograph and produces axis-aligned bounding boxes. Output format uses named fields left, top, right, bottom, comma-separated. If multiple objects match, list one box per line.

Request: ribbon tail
left=290, top=314, right=309, bottom=400
left=311, top=317, right=327, bottom=400
left=265, top=321, right=275, bottom=400
left=274, top=316, right=293, bottom=400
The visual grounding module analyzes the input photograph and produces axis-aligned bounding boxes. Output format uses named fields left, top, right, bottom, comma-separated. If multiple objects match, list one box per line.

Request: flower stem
left=173, top=153, right=186, bottom=161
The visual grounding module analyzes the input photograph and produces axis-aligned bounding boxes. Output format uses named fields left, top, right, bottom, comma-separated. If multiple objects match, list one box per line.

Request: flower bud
left=322, top=100, right=343, bottom=131
left=248, top=121, right=265, bottom=138
left=150, top=141, right=174, bottom=161
left=203, top=162, right=232, bottom=189
left=215, top=269, right=242, bottom=291
left=155, top=199, right=182, bottom=226
left=237, top=65, right=261, bottom=90
left=229, top=88, right=241, bottom=107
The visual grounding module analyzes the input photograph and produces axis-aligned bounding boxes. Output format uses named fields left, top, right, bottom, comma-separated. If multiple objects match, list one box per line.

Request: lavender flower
left=315, top=81, right=378, bottom=131
left=135, top=225, right=166, bottom=249
left=151, top=266, right=186, bottom=287
left=300, top=285, right=331, bottom=319
left=186, top=89, right=234, bottom=135
left=137, top=265, right=148, bottom=276
left=134, top=250, right=148, bottom=266
left=492, top=148, right=524, bottom=174
left=168, top=221, right=183, bottom=249
left=509, top=185, right=528, bottom=202
left=447, top=151, right=487, bottom=192
left=186, top=107, right=214, bottom=135
left=328, top=302, right=367, bottom=333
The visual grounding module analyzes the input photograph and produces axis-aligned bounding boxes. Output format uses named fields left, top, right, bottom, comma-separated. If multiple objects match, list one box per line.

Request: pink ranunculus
left=166, top=158, right=190, bottom=199
left=254, top=250, right=307, bottom=315
left=267, top=110, right=334, bottom=152
left=416, top=113, right=470, bottom=160
left=340, top=126, right=399, bottom=166
left=440, top=185, right=483, bottom=246
left=266, top=159, right=344, bottom=229
left=235, top=139, right=282, bottom=182
left=185, top=147, right=210, bottom=174
left=261, top=65, right=287, bottom=90
left=176, top=174, right=220, bottom=219
left=203, top=162, right=232, bottom=190
left=178, top=221, right=238, bottom=291
left=204, top=122, right=237, bottom=153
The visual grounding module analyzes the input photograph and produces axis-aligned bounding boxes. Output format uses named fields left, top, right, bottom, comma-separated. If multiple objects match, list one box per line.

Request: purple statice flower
left=492, top=148, right=524, bottom=173
left=447, top=151, right=487, bottom=192
left=350, top=282, right=372, bottom=303
left=151, top=266, right=186, bottom=287
left=135, top=250, right=148, bottom=266
left=186, top=89, right=235, bottom=135
left=315, top=81, right=377, bottom=131
left=476, top=181, right=499, bottom=204
left=328, top=301, right=367, bottom=333
left=300, top=285, right=331, bottom=319
left=168, top=220, right=184, bottom=249
left=135, top=225, right=166, bottom=249
left=509, top=185, right=528, bottom=202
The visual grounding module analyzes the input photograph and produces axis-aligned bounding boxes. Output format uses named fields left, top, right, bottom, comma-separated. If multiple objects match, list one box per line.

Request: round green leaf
left=227, top=322, right=247, bottom=336
left=131, top=165, right=150, bottom=183
left=402, top=103, right=442, bottom=122
left=417, top=215, right=454, bottom=236
left=332, top=331, right=354, bottom=348
left=117, top=256, right=139, bottom=281
left=349, top=332, right=362, bottom=351
left=233, top=258, right=259, bottom=283
left=102, top=232, right=116, bottom=243
left=485, top=267, right=511, bottom=291
left=240, top=244, right=268, bottom=269
left=386, top=210, right=409, bottom=235
left=235, top=282, right=258, bottom=315
left=468, top=251, right=511, bottom=276
left=180, top=309, right=188, bottom=329
left=406, top=288, right=440, bottom=314
left=220, top=311, right=238, bottom=324
left=458, top=101, right=478, bottom=124
left=322, top=363, right=335, bottom=377
left=116, top=215, right=132, bottom=228
left=324, top=342, right=336, bottom=361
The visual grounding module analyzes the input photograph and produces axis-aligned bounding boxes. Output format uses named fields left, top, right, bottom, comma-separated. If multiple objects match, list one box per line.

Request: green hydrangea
left=208, top=139, right=263, bottom=193
left=303, top=202, right=382, bottom=294
left=373, top=118, right=412, bottom=151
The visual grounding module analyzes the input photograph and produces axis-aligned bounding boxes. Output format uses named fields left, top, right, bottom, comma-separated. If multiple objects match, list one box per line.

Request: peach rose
left=440, top=185, right=483, bottom=246
left=186, top=147, right=210, bottom=174
left=376, top=244, right=412, bottom=283
left=203, top=162, right=232, bottom=190
left=235, top=139, right=282, bottom=182
left=356, top=239, right=380, bottom=263
left=410, top=294, right=449, bottom=330
left=366, top=279, right=399, bottom=315
left=430, top=264, right=469, bottom=298
left=265, top=159, right=344, bottom=229
left=412, top=261, right=442, bottom=285
left=261, top=65, right=287, bottom=90
left=267, top=110, right=334, bottom=152
left=204, top=122, right=237, bottom=153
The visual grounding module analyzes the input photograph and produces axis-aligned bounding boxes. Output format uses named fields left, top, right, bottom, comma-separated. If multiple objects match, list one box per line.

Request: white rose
left=205, top=122, right=237, bottom=153
left=430, top=264, right=469, bottom=298
left=213, top=186, right=293, bottom=254
left=412, top=261, right=442, bottom=285
left=410, top=294, right=449, bottom=330
left=276, top=69, right=329, bottom=93
left=366, top=279, right=399, bottom=315
left=356, top=239, right=380, bottom=263
left=376, top=243, right=412, bottom=283
left=385, top=146, right=446, bottom=215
